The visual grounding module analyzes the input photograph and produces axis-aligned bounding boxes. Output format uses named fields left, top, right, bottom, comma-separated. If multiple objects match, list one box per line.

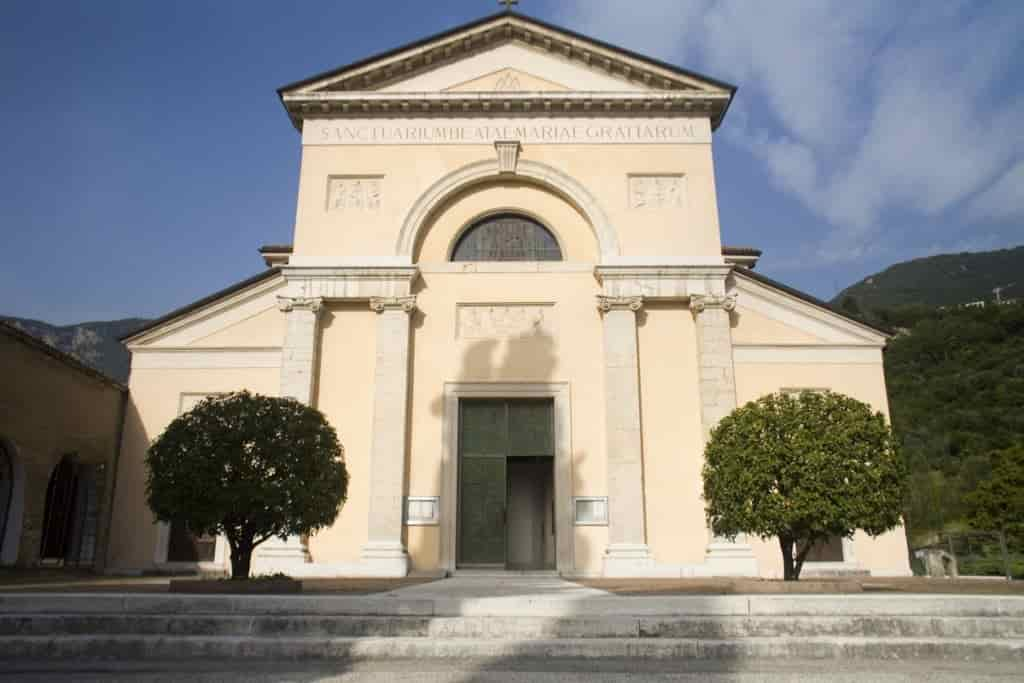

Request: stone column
left=597, top=295, right=655, bottom=576
left=360, top=295, right=416, bottom=576
left=690, top=293, right=757, bottom=575
left=252, top=296, right=325, bottom=575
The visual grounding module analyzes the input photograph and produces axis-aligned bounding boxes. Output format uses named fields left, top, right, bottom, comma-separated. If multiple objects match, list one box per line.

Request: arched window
left=451, top=213, right=562, bottom=261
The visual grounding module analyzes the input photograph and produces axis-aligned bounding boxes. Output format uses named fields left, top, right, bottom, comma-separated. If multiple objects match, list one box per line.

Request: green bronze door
left=458, top=400, right=507, bottom=566
left=457, top=398, right=555, bottom=568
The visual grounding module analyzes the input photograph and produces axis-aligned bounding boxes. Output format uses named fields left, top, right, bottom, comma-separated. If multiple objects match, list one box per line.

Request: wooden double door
left=457, top=399, right=555, bottom=570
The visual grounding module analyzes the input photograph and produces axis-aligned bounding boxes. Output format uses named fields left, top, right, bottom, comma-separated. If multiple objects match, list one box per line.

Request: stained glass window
left=451, top=213, right=563, bottom=261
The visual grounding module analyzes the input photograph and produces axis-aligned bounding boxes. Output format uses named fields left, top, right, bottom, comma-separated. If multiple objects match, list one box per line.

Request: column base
left=250, top=535, right=311, bottom=576
left=703, top=541, right=759, bottom=577
left=359, top=541, right=410, bottom=578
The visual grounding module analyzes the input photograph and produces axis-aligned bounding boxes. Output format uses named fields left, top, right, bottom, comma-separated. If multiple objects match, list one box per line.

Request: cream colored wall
left=637, top=304, right=707, bottom=566
left=292, top=140, right=722, bottom=262
left=306, top=303, right=377, bottom=564
left=0, top=333, right=124, bottom=567
left=108, top=367, right=281, bottom=570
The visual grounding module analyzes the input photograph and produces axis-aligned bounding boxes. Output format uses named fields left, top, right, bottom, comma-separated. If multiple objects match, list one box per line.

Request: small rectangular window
left=573, top=497, right=608, bottom=526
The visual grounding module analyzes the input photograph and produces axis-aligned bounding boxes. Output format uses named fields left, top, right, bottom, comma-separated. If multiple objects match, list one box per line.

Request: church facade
left=109, top=13, right=911, bottom=578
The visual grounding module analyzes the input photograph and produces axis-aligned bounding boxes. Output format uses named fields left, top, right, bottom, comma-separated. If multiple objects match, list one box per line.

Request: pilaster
left=252, top=296, right=324, bottom=574
left=361, top=295, right=417, bottom=576
left=597, top=295, right=655, bottom=576
left=690, top=292, right=758, bottom=575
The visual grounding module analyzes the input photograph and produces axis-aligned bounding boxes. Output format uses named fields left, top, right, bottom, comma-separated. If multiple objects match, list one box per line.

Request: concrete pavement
left=1, top=658, right=1021, bottom=681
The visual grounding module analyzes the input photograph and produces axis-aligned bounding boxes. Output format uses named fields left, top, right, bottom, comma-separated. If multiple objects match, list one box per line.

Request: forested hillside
left=834, top=245, right=1023, bottom=312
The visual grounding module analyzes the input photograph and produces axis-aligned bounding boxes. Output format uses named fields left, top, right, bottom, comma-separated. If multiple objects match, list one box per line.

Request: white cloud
left=557, top=1, right=1024, bottom=265
left=966, top=161, right=1024, bottom=222
left=556, top=0, right=708, bottom=63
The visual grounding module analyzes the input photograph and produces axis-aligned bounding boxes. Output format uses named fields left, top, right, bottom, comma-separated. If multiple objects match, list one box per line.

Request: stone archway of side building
left=38, top=454, right=100, bottom=567
left=0, top=438, right=25, bottom=566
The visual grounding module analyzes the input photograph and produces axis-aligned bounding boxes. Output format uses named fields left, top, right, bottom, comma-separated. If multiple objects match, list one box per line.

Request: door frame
left=441, top=382, right=572, bottom=574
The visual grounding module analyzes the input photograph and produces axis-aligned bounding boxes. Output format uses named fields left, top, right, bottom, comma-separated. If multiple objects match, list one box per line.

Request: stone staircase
left=1, top=590, right=1023, bottom=661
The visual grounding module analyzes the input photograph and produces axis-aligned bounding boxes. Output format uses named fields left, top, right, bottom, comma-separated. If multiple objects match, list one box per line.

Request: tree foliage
left=967, top=445, right=1024, bottom=537
left=146, top=391, right=349, bottom=578
left=703, top=391, right=906, bottom=580
left=882, top=302, right=1024, bottom=544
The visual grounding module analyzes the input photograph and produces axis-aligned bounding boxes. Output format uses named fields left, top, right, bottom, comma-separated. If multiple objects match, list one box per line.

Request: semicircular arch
left=396, top=158, right=620, bottom=261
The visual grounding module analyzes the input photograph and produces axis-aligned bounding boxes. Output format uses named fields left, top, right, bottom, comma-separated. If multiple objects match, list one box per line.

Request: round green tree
left=146, top=391, right=349, bottom=578
left=703, top=390, right=906, bottom=580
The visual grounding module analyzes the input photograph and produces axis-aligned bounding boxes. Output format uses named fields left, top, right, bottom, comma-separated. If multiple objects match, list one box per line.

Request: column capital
left=596, top=295, right=644, bottom=314
left=369, top=296, right=417, bottom=314
left=688, top=293, right=737, bottom=315
left=277, top=296, right=325, bottom=316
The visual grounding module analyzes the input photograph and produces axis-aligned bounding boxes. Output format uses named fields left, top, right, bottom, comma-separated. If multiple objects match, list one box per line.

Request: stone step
left=3, top=614, right=1024, bottom=640
left=1, top=634, right=1021, bottom=661
left=4, top=593, right=1024, bottom=617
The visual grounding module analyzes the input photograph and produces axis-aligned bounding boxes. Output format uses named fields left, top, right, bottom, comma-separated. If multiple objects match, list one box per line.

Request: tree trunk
left=779, top=536, right=797, bottom=581
left=229, top=538, right=253, bottom=579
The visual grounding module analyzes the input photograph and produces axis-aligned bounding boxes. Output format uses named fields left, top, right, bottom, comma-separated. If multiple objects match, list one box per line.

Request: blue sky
left=2, top=1, right=1022, bottom=325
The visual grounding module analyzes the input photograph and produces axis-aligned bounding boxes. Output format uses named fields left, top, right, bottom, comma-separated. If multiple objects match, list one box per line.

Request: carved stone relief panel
left=493, top=71, right=522, bottom=91
left=326, top=175, right=383, bottom=212
left=456, top=303, right=555, bottom=340
left=628, top=175, right=686, bottom=209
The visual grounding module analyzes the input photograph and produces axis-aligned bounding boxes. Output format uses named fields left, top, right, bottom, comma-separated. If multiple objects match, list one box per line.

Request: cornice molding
left=283, top=91, right=728, bottom=121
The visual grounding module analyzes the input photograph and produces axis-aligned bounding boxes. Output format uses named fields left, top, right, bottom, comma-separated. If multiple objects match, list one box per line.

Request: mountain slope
left=1, top=317, right=149, bottom=383
left=833, top=245, right=1024, bottom=311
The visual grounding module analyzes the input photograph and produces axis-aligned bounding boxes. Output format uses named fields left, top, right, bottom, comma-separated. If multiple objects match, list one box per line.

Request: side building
left=0, top=322, right=126, bottom=570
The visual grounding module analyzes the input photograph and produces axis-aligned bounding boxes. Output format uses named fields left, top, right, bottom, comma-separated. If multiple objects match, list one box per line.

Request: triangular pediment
left=123, top=270, right=285, bottom=349
left=279, top=13, right=734, bottom=124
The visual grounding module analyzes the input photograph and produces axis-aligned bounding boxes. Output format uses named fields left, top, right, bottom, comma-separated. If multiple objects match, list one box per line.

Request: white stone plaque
left=304, top=117, right=712, bottom=146
left=456, top=303, right=554, bottom=340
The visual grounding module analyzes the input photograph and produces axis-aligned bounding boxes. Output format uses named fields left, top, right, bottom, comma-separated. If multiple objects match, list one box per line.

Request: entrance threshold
left=453, top=568, right=559, bottom=578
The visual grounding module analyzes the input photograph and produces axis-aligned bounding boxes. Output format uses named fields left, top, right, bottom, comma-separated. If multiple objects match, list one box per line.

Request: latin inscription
left=304, top=117, right=712, bottom=146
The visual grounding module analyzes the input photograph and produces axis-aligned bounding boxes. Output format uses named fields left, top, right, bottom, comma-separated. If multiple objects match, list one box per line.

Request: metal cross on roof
left=499, top=0, right=519, bottom=11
